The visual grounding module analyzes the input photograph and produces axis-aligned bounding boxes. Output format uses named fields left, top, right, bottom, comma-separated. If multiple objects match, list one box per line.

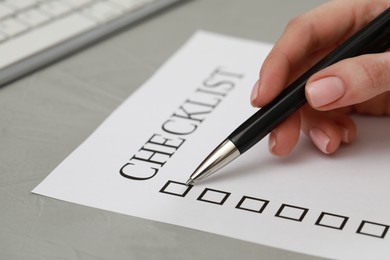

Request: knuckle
left=286, top=15, right=306, bottom=31
left=285, top=14, right=318, bottom=49
left=356, top=57, right=389, bottom=92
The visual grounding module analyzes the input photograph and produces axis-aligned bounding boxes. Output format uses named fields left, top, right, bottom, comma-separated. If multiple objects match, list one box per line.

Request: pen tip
left=186, top=178, right=194, bottom=186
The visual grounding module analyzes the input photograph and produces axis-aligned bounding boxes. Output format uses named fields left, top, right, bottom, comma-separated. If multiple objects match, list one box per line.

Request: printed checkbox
left=197, top=188, right=230, bottom=205
left=159, top=180, right=193, bottom=197
left=315, top=212, right=348, bottom=230
left=357, top=220, right=389, bottom=238
left=236, top=196, right=269, bottom=213
left=275, top=204, right=308, bottom=222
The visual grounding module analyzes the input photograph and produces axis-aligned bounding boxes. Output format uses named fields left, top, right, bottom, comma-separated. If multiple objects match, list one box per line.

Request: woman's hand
left=251, top=0, right=390, bottom=155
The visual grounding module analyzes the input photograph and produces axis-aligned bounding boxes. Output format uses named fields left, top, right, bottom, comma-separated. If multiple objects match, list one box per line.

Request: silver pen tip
left=186, top=178, right=195, bottom=186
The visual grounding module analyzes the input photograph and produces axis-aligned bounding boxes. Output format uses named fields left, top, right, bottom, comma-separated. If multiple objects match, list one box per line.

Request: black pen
left=186, top=7, right=390, bottom=186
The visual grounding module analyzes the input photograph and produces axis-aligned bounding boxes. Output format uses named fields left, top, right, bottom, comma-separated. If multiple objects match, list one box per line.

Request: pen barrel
left=229, top=77, right=307, bottom=154
left=229, top=6, right=390, bottom=154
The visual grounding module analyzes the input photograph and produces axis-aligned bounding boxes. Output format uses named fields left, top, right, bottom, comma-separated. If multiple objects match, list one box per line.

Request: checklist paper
left=33, top=31, right=390, bottom=260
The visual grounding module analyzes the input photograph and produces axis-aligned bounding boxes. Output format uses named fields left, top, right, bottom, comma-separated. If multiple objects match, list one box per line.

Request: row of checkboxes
left=159, top=180, right=389, bottom=239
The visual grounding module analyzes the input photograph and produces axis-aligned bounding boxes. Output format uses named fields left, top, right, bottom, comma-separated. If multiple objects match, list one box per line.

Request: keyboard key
left=0, top=32, right=7, bottom=43
left=0, top=13, right=96, bottom=69
left=111, top=0, right=148, bottom=10
left=0, top=18, right=29, bottom=36
left=38, top=1, right=72, bottom=17
left=63, top=0, right=95, bottom=9
left=16, top=8, right=51, bottom=27
left=3, top=0, right=36, bottom=11
left=0, top=4, right=14, bottom=19
left=81, top=2, right=123, bottom=23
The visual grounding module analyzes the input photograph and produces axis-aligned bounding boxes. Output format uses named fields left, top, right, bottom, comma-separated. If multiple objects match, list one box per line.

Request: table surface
left=0, top=1, right=330, bottom=259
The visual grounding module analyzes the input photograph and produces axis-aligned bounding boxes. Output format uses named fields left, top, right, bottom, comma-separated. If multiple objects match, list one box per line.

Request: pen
left=186, top=7, right=390, bottom=186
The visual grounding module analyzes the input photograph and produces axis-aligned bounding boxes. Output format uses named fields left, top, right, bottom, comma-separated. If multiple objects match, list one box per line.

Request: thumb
left=305, top=53, right=390, bottom=111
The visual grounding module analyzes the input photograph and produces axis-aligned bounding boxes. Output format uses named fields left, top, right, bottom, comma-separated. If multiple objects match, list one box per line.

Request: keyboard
left=0, top=0, right=183, bottom=86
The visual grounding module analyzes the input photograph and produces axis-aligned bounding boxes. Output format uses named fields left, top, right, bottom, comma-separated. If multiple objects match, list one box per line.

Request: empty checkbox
left=159, top=180, right=193, bottom=197
left=236, top=196, right=269, bottom=213
left=275, top=203, right=308, bottom=222
left=315, top=212, right=348, bottom=230
left=197, top=188, right=230, bottom=205
left=357, top=220, right=389, bottom=238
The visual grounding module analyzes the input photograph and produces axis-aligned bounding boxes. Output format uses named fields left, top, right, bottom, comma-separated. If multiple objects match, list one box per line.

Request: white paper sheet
left=33, top=31, right=390, bottom=260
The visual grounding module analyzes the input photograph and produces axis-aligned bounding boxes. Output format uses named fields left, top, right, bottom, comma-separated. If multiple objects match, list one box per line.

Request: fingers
left=352, top=92, right=390, bottom=115
left=251, top=0, right=390, bottom=108
left=306, top=53, right=390, bottom=111
left=268, top=111, right=301, bottom=156
left=300, top=107, right=357, bottom=154
left=268, top=106, right=357, bottom=156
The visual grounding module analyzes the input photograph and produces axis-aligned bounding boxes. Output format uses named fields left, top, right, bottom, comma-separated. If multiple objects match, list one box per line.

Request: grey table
left=0, top=1, right=329, bottom=259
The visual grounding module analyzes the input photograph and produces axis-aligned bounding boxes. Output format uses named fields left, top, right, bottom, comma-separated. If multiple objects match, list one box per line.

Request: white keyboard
left=0, top=0, right=183, bottom=86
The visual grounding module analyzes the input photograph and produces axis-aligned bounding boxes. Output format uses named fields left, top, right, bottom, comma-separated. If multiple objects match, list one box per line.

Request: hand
left=251, top=0, right=390, bottom=155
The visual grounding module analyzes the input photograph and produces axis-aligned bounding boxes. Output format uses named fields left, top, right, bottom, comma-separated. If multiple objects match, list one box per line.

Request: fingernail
left=306, top=77, right=346, bottom=107
left=250, top=79, right=259, bottom=106
left=309, top=128, right=330, bottom=154
left=269, top=131, right=276, bottom=153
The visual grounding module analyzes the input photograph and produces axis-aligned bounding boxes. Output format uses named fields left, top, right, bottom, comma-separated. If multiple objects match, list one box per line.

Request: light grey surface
left=0, top=1, right=329, bottom=259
